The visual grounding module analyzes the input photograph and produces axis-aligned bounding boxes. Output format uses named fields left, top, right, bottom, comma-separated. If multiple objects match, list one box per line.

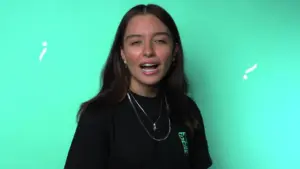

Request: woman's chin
left=138, top=76, right=162, bottom=86
left=141, top=80, right=161, bottom=86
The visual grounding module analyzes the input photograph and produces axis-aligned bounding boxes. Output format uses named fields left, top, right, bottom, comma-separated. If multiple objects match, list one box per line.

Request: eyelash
left=156, top=40, right=167, bottom=44
left=130, top=40, right=167, bottom=45
left=131, top=41, right=141, bottom=45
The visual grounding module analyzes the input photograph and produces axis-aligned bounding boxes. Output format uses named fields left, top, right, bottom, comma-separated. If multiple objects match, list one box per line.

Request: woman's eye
left=155, top=40, right=167, bottom=44
left=131, top=41, right=142, bottom=45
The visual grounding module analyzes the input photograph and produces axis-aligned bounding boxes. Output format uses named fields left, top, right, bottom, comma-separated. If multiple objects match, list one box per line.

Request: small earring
left=172, top=58, right=176, bottom=67
left=124, top=60, right=127, bottom=68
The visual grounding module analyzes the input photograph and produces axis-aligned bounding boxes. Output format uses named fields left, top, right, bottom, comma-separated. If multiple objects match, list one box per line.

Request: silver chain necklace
left=129, top=92, right=162, bottom=131
left=127, top=92, right=172, bottom=142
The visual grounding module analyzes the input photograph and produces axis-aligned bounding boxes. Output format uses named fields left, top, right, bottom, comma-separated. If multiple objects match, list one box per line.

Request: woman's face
left=121, top=14, right=178, bottom=87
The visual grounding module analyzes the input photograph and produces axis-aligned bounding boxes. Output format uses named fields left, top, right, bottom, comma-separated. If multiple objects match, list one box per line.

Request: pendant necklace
left=127, top=92, right=171, bottom=142
left=128, top=91, right=162, bottom=131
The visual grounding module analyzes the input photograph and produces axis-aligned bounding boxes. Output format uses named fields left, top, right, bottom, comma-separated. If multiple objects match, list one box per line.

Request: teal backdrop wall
left=1, top=0, right=299, bottom=169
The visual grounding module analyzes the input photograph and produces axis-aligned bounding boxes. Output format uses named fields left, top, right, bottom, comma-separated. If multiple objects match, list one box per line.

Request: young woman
left=64, top=4, right=212, bottom=169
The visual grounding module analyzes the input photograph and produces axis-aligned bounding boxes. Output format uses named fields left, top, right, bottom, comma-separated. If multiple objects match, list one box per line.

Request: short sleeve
left=64, top=104, right=111, bottom=169
left=188, top=97, right=213, bottom=169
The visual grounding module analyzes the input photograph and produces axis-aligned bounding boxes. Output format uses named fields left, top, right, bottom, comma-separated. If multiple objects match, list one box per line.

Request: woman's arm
left=188, top=98, right=213, bottom=169
left=64, top=105, right=110, bottom=169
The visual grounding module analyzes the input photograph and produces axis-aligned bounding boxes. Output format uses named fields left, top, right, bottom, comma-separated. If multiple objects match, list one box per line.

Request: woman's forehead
left=124, top=14, right=170, bottom=36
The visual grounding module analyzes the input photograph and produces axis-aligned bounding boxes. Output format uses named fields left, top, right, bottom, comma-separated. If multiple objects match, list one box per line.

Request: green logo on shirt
left=178, top=132, right=189, bottom=156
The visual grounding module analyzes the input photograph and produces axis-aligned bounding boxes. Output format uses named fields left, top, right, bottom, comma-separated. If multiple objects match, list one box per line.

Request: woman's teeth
left=140, top=63, right=159, bottom=74
left=140, top=63, right=158, bottom=69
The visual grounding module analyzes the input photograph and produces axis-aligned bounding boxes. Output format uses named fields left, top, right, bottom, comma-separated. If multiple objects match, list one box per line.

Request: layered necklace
left=127, top=92, right=172, bottom=142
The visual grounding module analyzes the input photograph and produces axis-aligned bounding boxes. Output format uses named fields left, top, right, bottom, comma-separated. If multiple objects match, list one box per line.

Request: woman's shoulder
left=185, top=95, right=201, bottom=113
left=184, top=95, right=206, bottom=127
left=77, top=101, right=115, bottom=128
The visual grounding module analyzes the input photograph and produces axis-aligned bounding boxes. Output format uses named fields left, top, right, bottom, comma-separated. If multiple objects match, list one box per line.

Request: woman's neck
left=129, top=79, right=159, bottom=98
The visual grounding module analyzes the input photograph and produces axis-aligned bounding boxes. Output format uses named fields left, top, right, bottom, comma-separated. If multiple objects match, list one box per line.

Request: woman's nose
left=143, top=42, right=154, bottom=58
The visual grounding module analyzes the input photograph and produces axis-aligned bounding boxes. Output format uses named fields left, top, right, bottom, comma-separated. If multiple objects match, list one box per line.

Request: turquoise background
left=0, top=0, right=299, bottom=169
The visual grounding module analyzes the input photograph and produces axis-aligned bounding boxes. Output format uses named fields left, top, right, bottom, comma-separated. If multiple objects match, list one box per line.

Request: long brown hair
left=77, top=4, right=198, bottom=135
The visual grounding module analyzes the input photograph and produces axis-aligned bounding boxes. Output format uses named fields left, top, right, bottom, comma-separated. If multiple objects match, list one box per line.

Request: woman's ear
left=120, top=48, right=126, bottom=63
left=173, top=43, right=179, bottom=56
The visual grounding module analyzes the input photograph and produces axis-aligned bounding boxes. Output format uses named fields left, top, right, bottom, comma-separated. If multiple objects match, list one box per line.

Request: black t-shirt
left=64, top=92, right=212, bottom=169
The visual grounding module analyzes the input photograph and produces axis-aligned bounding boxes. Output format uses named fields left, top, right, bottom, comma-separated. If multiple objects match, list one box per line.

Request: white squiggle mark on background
left=243, top=64, right=258, bottom=80
left=39, top=41, right=47, bottom=61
